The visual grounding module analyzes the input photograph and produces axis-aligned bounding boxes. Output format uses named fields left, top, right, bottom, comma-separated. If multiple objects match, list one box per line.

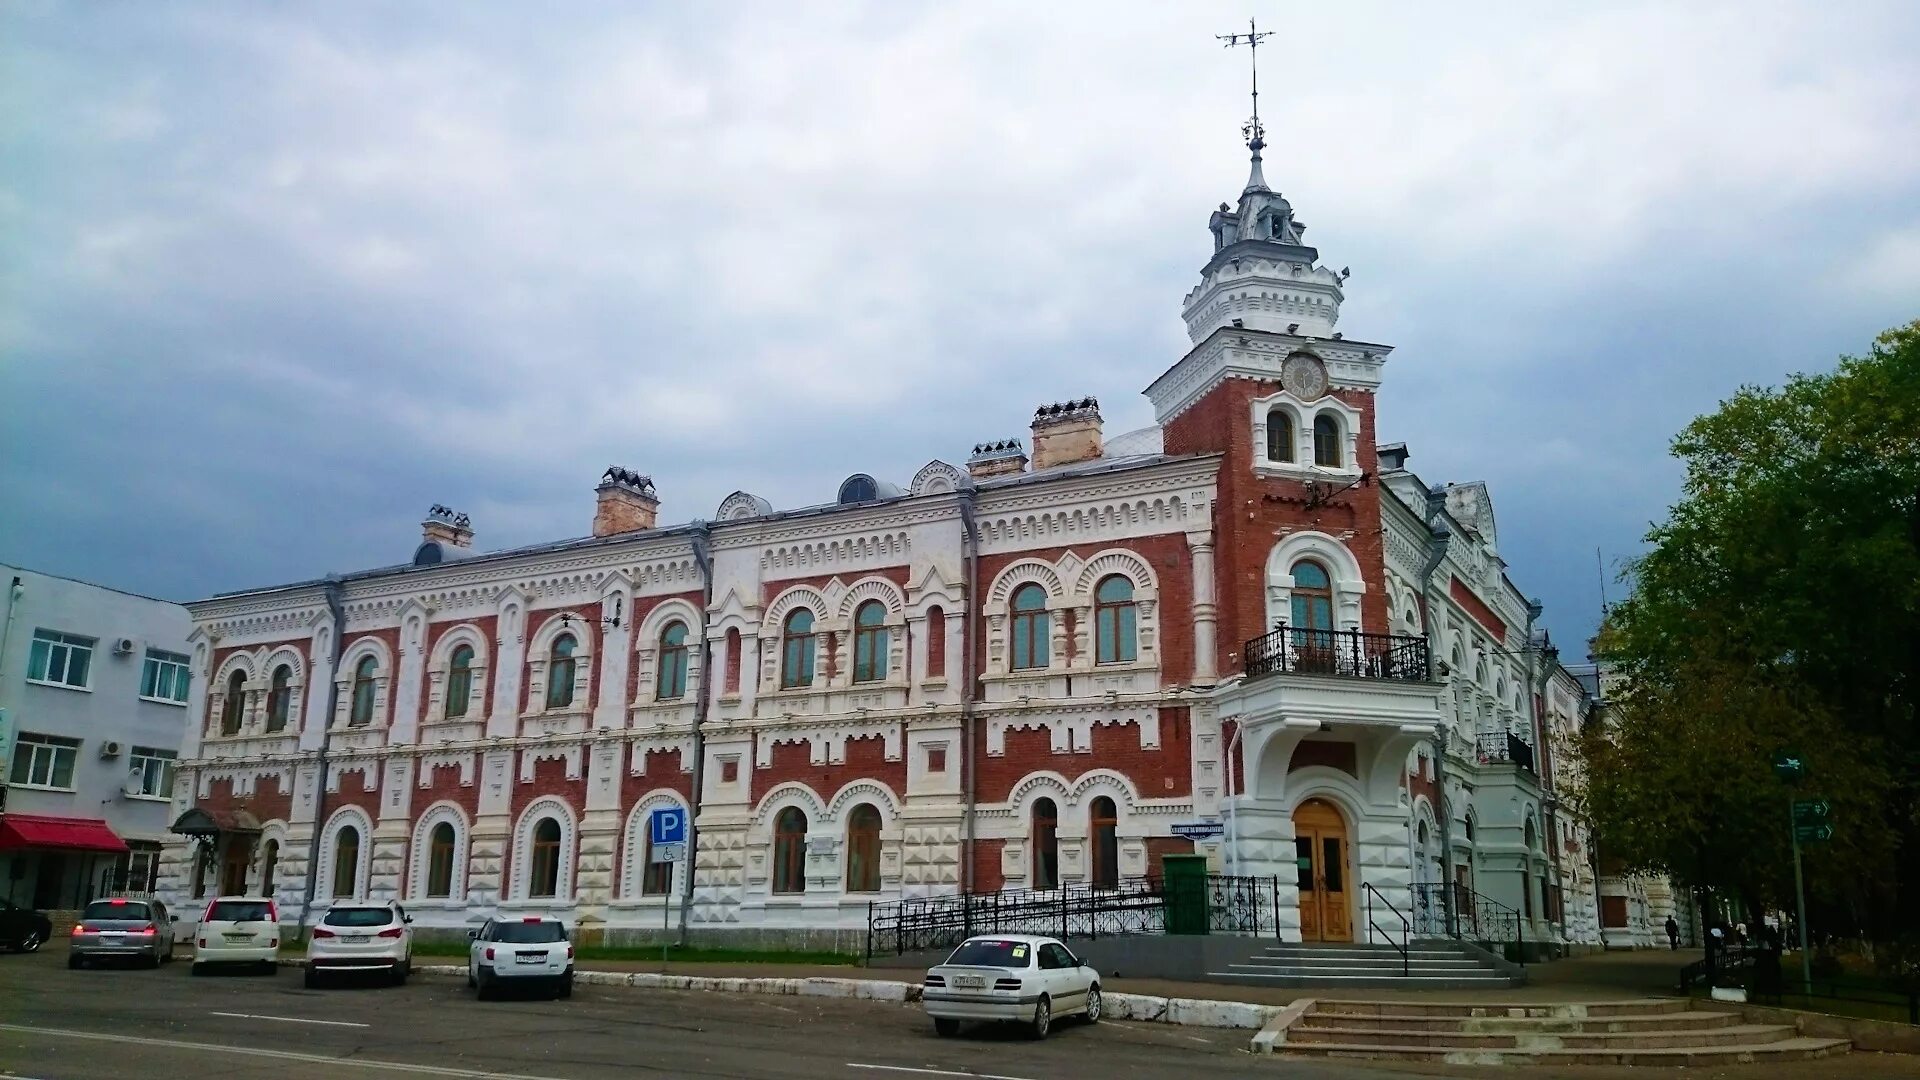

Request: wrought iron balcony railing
left=1476, top=729, right=1537, bottom=774
left=1241, top=624, right=1431, bottom=682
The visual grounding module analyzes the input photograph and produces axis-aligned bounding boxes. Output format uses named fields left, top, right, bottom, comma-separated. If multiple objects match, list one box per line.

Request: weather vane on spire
left=1217, top=17, right=1274, bottom=149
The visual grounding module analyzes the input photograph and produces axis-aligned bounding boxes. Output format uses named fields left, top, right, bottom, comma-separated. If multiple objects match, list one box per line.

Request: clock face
left=1283, top=353, right=1329, bottom=400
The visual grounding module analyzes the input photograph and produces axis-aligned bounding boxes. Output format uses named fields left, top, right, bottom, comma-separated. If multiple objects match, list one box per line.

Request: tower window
left=1313, top=414, right=1342, bottom=467
left=1267, top=409, right=1295, bottom=463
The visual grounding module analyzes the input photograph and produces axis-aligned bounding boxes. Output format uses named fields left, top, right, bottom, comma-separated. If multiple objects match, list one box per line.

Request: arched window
left=1266, top=409, right=1295, bottom=462
left=1290, top=561, right=1335, bottom=633
left=445, top=645, right=474, bottom=718
left=1313, top=414, right=1342, bottom=467
left=265, top=666, right=292, bottom=732
left=1032, top=798, right=1060, bottom=889
left=845, top=804, right=882, bottom=893
left=528, top=818, right=563, bottom=898
left=723, top=627, right=742, bottom=694
left=425, top=822, right=457, bottom=898
left=773, top=807, right=808, bottom=894
left=1525, top=818, right=1538, bottom=851
left=657, top=622, right=689, bottom=699
left=1094, top=575, right=1137, bottom=664
left=259, top=839, right=279, bottom=898
left=926, top=606, right=946, bottom=678
left=349, top=656, right=378, bottom=727
left=332, top=826, right=359, bottom=899
left=220, top=671, right=246, bottom=735
left=546, top=634, right=578, bottom=709
left=1010, top=584, right=1050, bottom=670
left=852, top=601, right=888, bottom=683
left=1090, top=796, right=1119, bottom=889
left=781, top=610, right=816, bottom=689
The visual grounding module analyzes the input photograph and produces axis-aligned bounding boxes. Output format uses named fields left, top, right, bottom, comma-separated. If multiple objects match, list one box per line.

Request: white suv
left=468, top=916, right=574, bottom=1000
left=191, top=897, right=281, bottom=975
left=305, top=901, right=413, bottom=988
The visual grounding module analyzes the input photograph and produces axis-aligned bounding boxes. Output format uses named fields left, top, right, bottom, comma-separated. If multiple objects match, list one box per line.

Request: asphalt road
left=0, top=947, right=1423, bottom=1080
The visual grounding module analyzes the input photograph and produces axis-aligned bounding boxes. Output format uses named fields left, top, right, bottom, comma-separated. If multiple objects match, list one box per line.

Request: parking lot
left=0, top=946, right=1306, bottom=1080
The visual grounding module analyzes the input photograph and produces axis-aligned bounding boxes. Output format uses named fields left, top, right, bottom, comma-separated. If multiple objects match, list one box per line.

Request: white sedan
left=922, top=934, right=1101, bottom=1039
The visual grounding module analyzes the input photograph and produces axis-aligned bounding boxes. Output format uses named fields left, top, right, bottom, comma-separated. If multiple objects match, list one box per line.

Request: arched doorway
left=1294, top=798, right=1352, bottom=942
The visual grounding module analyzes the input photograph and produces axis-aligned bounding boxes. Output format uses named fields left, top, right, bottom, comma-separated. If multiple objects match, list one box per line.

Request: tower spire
left=1217, top=17, right=1275, bottom=192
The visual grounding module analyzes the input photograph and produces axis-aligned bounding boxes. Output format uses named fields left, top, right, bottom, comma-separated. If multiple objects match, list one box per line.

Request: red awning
left=0, top=814, right=129, bottom=853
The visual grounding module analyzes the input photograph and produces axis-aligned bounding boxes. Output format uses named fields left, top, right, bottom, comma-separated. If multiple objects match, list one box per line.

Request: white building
left=0, top=565, right=194, bottom=912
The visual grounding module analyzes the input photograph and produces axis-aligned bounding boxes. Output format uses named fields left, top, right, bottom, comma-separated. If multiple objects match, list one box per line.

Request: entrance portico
left=1215, top=635, right=1444, bottom=943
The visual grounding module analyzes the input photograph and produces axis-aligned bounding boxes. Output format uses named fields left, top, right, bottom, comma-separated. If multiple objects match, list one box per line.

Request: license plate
left=224, top=934, right=253, bottom=941
left=515, top=952, right=547, bottom=964
left=954, top=975, right=985, bottom=989
left=100, top=932, right=123, bottom=939
left=345, top=935, right=371, bottom=944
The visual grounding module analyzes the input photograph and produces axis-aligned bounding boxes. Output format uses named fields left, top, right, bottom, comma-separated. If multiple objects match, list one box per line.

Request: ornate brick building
left=156, top=130, right=1600, bottom=950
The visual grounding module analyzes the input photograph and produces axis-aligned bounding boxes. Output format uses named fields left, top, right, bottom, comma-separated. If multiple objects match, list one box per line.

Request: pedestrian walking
left=1665, top=916, right=1680, bottom=950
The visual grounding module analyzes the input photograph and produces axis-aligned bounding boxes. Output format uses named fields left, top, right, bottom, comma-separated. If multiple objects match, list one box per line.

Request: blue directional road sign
left=650, top=807, right=687, bottom=846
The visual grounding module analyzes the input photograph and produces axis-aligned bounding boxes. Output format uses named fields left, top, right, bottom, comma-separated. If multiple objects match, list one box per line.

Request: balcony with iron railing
left=1476, top=729, right=1537, bottom=774
left=1242, top=624, right=1431, bottom=683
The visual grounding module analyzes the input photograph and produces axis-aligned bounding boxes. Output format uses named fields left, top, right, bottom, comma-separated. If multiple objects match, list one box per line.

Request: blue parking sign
left=650, top=807, right=686, bottom=846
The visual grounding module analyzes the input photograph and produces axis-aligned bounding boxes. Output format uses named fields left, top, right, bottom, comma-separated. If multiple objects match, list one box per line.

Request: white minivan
left=191, top=897, right=281, bottom=975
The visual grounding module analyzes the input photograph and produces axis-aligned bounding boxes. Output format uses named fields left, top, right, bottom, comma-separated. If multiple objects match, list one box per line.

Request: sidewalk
left=548, top=945, right=1704, bottom=1008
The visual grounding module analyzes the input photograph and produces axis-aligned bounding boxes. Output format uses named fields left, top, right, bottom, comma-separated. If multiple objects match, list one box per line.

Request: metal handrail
left=1362, top=882, right=1411, bottom=977
left=1410, top=880, right=1527, bottom=966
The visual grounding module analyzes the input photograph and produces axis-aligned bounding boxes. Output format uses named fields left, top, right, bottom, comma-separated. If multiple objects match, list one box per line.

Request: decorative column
left=1187, top=529, right=1218, bottom=683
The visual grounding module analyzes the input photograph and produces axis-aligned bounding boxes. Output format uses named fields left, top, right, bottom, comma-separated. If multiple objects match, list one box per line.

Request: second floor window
left=445, top=645, right=474, bottom=718
left=140, top=649, right=191, bottom=703
left=129, top=746, right=176, bottom=798
left=349, top=656, right=378, bottom=727
left=221, top=670, right=246, bottom=735
left=9, top=733, right=79, bottom=790
left=1290, top=561, right=1335, bottom=632
left=781, top=610, right=816, bottom=689
left=266, top=665, right=293, bottom=732
left=28, top=629, right=93, bottom=689
left=657, top=623, right=689, bottom=699
left=1010, top=584, right=1049, bottom=670
left=1094, top=575, right=1137, bottom=664
left=852, top=601, right=887, bottom=683
left=1266, top=409, right=1295, bottom=462
left=546, top=634, right=577, bottom=709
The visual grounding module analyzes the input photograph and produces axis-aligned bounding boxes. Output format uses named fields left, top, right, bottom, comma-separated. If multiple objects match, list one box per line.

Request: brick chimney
left=421, top=504, right=474, bottom=549
left=967, top=439, right=1028, bottom=480
left=1030, top=397, right=1103, bottom=470
left=593, top=467, right=660, bottom=536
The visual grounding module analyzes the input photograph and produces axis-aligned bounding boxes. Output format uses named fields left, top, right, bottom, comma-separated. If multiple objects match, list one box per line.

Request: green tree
left=1578, top=321, right=1920, bottom=933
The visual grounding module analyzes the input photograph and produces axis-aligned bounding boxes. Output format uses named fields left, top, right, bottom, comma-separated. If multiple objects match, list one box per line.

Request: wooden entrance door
left=220, top=842, right=252, bottom=897
left=1294, top=798, right=1352, bottom=942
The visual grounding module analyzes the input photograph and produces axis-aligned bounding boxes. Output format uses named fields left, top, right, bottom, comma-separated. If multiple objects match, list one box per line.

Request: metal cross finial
left=1217, top=17, right=1275, bottom=147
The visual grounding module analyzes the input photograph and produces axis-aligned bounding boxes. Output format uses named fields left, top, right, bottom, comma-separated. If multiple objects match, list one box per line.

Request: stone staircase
left=1276, top=998, right=1853, bottom=1065
left=1209, top=941, right=1522, bottom=990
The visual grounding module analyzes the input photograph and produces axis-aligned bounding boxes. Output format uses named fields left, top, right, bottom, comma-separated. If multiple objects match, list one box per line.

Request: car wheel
left=304, top=968, right=322, bottom=990
left=391, top=964, right=408, bottom=987
left=147, top=953, right=163, bottom=970
left=1030, top=995, right=1052, bottom=1040
left=259, top=960, right=277, bottom=976
left=68, top=954, right=84, bottom=970
left=933, top=1018, right=960, bottom=1037
left=556, top=976, right=573, bottom=1000
left=1084, top=985, right=1102, bottom=1024
left=191, top=963, right=207, bottom=977
left=467, top=969, right=477, bottom=990
left=17, top=930, right=43, bottom=954
left=475, top=975, right=494, bottom=1001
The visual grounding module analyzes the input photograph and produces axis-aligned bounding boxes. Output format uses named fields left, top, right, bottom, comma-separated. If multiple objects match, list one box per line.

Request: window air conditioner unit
left=99, top=740, right=124, bottom=759
left=113, top=637, right=137, bottom=656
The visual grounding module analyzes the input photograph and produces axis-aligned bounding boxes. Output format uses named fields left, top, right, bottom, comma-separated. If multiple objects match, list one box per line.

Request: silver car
left=922, top=934, right=1102, bottom=1039
left=69, top=897, right=175, bottom=969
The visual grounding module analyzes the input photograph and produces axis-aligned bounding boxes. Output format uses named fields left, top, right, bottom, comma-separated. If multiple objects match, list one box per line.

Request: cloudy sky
left=3, top=1, right=1916, bottom=651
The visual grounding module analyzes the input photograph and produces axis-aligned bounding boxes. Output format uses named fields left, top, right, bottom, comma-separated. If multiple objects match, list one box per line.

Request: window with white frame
left=140, top=649, right=191, bottom=703
left=28, top=629, right=94, bottom=689
left=128, top=746, right=177, bottom=798
left=9, top=733, right=80, bottom=789
left=124, top=843, right=162, bottom=894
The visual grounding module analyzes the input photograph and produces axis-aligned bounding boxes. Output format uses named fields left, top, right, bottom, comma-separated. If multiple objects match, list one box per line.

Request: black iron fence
left=1410, top=881, right=1526, bottom=964
left=1475, top=730, right=1537, bottom=774
left=1680, top=946, right=1920, bottom=1026
left=865, top=874, right=1282, bottom=960
left=1242, top=625, right=1430, bottom=682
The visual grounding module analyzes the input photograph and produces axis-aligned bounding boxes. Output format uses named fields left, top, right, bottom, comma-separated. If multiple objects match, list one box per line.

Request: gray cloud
left=3, top=1, right=1916, bottom=652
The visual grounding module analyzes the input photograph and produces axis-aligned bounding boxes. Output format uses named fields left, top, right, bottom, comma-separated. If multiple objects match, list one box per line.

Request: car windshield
left=207, top=900, right=273, bottom=922
left=83, top=900, right=150, bottom=921
left=492, top=922, right=566, bottom=944
left=945, top=939, right=1034, bottom=968
left=322, top=907, right=394, bottom=928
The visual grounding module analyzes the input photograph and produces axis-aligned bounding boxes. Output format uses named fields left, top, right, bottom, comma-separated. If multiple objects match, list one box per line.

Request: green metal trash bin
left=1162, top=854, right=1209, bottom=935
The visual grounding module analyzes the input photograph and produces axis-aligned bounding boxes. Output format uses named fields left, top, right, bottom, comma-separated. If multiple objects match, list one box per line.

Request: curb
left=285, top=960, right=1280, bottom=1030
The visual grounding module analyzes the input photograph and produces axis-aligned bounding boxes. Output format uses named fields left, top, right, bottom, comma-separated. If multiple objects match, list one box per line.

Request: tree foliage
left=1573, top=321, right=1920, bottom=932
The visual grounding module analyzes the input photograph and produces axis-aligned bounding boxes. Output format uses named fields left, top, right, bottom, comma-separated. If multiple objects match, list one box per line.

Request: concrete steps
left=1207, top=941, right=1520, bottom=990
left=1275, top=999, right=1852, bottom=1066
